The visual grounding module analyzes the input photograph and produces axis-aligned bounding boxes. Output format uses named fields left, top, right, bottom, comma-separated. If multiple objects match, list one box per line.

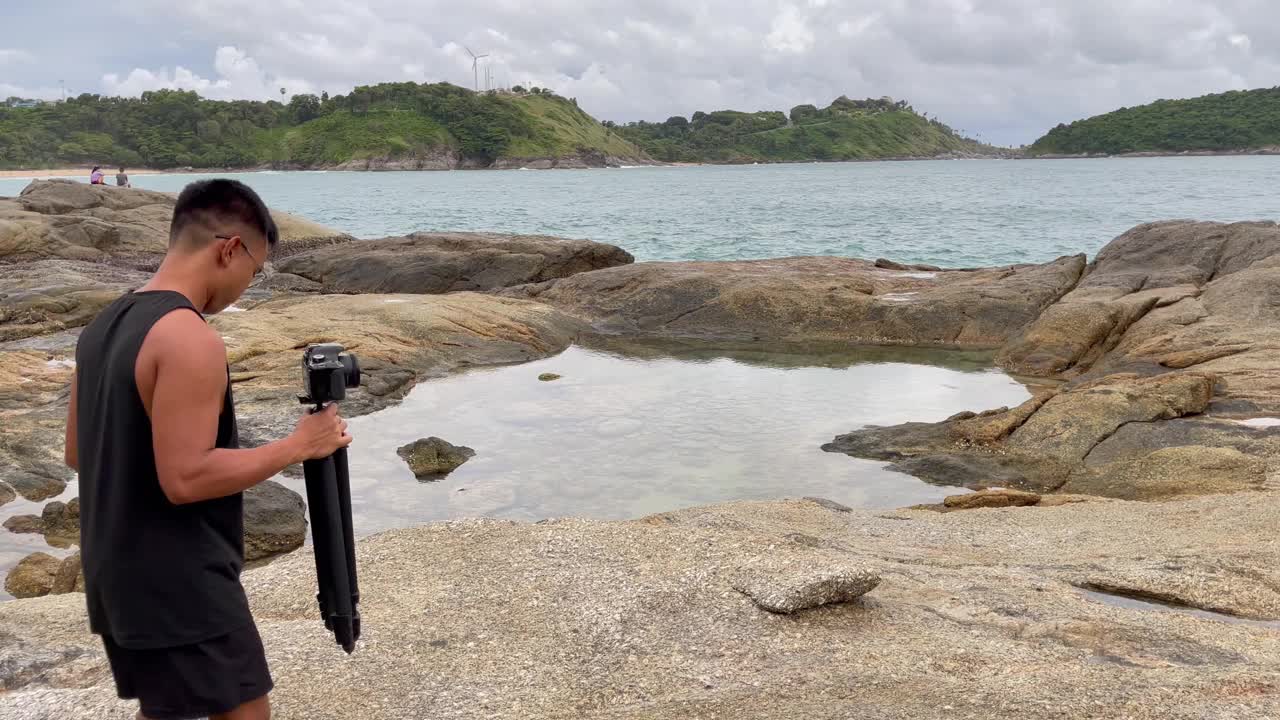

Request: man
left=116, top=167, right=131, bottom=187
left=64, top=179, right=352, bottom=720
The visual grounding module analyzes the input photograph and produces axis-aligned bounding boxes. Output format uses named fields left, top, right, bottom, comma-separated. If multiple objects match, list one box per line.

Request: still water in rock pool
left=0, top=340, right=1031, bottom=596
left=277, top=340, right=1030, bottom=531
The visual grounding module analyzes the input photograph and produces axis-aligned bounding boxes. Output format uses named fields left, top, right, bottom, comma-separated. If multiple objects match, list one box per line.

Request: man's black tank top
left=75, top=290, right=251, bottom=649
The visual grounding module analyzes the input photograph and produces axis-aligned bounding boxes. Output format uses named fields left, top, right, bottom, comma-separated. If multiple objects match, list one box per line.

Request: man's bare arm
left=64, top=374, right=78, bottom=471
left=147, top=311, right=349, bottom=505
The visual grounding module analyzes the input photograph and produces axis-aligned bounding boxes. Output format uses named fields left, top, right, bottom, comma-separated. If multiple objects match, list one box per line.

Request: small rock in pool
left=397, top=437, right=476, bottom=480
left=3, top=514, right=42, bottom=535
left=538, top=373, right=562, bottom=382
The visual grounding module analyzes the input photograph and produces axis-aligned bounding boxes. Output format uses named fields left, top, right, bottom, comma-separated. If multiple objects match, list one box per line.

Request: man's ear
left=214, top=235, right=239, bottom=268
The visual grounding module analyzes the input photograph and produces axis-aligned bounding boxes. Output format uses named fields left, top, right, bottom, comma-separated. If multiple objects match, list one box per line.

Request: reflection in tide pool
left=273, top=340, right=1033, bottom=535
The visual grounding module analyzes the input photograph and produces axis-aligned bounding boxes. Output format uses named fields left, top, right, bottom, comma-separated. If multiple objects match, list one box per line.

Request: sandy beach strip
left=0, top=167, right=170, bottom=179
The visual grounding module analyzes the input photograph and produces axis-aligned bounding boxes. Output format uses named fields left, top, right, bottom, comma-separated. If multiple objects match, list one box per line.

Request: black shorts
left=101, top=623, right=274, bottom=720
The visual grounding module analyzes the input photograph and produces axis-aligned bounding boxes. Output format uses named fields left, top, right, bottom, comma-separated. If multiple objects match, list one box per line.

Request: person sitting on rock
left=64, top=179, right=352, bottom=720
left=89, top=166, right=105, bottom=185
left=116, top=167, right=131, bottom=188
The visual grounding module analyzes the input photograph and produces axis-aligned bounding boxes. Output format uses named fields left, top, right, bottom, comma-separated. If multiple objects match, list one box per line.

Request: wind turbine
left=465, top=47, right=489, bottom=91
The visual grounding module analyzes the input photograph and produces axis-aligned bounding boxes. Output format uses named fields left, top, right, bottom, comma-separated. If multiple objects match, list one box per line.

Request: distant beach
left=0, top=167, right=165, bottom=180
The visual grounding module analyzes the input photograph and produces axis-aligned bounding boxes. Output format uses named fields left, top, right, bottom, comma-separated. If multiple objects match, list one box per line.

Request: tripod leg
left=333, top=447, right=360, bottom=641
left=302, top=457, right=334, bottom=627
left=317, top=454, right=355, bottom=653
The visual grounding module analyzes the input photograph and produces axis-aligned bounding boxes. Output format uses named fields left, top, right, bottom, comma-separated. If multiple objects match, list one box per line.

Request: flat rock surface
left=2, top=495, right=1279, bottom=718
left=503, top=255, right=1085, bottom=345
left=276, top=232, right=634, bottom=294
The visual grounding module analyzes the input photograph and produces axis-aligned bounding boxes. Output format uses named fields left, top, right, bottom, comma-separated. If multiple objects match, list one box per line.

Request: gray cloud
left=3, top=0, right=1277, bottom=145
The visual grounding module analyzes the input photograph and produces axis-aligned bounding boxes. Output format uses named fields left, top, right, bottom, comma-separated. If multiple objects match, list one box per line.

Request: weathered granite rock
left=2, top=514, right=41, bottom=534
left=0, top=350, right=74, bottom=503
left=4, top=552, right=60, bottom=599
left=1005, top=372, right=1215, bottom=463
left=504, top=254, right=1086, bottom=344
left=0, top=482, right=13, bottom=508
left=874, top=258, right=943, bottom=272
left=0, top=179, right=351, bottom=264
left=942, top=488, right=1042, bottom=510
left=49, top=553, right=83, bottom=595
left=732, top=553, right=880, bottom=613
left=396, top=437, right=475, bottom=479
left=7, top=451, right=297, bottom=564
left=39, top=499, right=79, bottom=546
left=0, top=260, right=148, bottom=341
left=211, top=292, right=586, bottom=444
left=537, top=372, right=562, bottom=382
left=827, top=373, right=1217, bottom=497
left=1061, top=446, right=1267, bottom=500
left=243, top=481, right=306, bottom=562
left=998, top=221, right=1280, bottom=416
left=3, top=496, right=1280, bottom=718
left=276, top=232, right=634, bottom=295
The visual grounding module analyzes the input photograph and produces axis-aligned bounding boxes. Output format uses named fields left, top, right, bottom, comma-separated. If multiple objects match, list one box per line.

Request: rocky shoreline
left=1, top=180, right=1278, bottom=717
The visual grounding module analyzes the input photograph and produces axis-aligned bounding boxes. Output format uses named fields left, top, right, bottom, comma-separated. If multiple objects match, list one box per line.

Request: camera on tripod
left=301, top=343, right=361, bottom=406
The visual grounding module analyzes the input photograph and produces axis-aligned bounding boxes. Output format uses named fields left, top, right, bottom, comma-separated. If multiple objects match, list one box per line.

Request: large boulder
left=998, top=221, right=1280, bottom=414
left=848, top=220, right=1280, bottom=502
left=50, top=552, right=84, bottom=595
left=243, top=481, right=306, bottom=562
left=3, top=552, right=60, bottom=599
left=275, top=232, right=634, bottom=295
left=39, top=498, right=79, bottom=546
left=0, top=179, right=351, bottom=265
left=505, top=254, right=1085, bottom=345
left=825, top=373, right=1218, bottom=498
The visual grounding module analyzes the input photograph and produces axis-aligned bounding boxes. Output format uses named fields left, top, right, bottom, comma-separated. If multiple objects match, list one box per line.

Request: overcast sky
left=2, top=1, right=1276, bottom=146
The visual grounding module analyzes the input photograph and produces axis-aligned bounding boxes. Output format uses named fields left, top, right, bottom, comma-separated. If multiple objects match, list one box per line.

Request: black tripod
left=302, top=431, right=361, bottom=654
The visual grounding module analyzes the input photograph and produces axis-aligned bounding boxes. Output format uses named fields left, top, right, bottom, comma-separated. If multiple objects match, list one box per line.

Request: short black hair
left=169, top=179, right=279, bottom=248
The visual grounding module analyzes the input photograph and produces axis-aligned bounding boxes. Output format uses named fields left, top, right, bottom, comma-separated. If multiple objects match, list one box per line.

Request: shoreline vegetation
left=1028, top=86, right=1280, bottom=156
left=0, top=82, right=1007, bottom=172
left=6, top=82, right=1280, bottom=173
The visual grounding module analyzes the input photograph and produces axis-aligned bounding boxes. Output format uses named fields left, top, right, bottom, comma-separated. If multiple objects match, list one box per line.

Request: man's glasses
left=215, top=234, right=270, bottom=278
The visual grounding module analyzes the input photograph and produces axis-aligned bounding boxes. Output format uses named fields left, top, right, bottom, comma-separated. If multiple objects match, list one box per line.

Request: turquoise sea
left=2, top=156, right=1277, bottom=266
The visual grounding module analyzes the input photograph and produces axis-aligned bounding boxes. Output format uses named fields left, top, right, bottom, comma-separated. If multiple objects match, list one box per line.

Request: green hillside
left=0, top=82, right=647, bottom=169
left=1029, top=87, right=1280, bottom=155
left=613, top=96, right=995, bottom=163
